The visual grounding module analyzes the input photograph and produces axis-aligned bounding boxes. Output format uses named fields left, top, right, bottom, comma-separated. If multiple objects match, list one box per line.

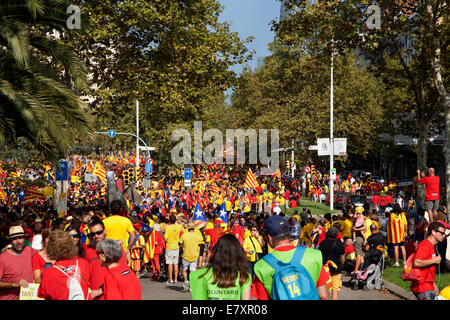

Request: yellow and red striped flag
left=244, top=168, right=259, bottom=190
left=23, top=189, right=46, bottom=204
left=273, top=168, right=281, bottom=180
left=210, top=182, right=221, bottom=195
left=93, top=161, right=107, bottom=184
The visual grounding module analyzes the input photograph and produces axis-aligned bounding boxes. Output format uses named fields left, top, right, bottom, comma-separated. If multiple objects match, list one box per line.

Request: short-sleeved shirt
left=251, top=245, right=329, bottom=300
left=190, top=268, right=251, bottom=300
left=38, top=258, right=91, bottom=300
left=0, top=247, right=36, bottom=300
left=318, top=239, right=345, bottom=275
left=103, top=215, right=135, bottom=249
left=84, top=244, right=127, bottom=294
left=419, top=176, right=440, bottom=201
left=164, top=223, right=184, bottom=250
left=103, top=265, right=141, bottom=300
left=180, top=231, right=203, bottom=262
left=411, top=239, right=437, bottom=293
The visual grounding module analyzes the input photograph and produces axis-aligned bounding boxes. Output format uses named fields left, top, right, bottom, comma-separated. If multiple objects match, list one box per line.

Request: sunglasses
left=69, top=234, right=80, bottom=238
left=435, top=230, right=447, bottom=236
left=90, top=230, right=104, bottom=236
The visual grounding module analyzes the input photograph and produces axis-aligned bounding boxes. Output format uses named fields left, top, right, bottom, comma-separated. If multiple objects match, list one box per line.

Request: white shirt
left=31, top=234, right=43, bottom=250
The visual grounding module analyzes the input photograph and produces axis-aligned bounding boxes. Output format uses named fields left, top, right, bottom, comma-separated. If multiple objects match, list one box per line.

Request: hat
left=186, top=221, right=196, bottom=229
left=355, top=206, right=364, bottom=214
left=8, top=226, right=25, bottom=239
left=438, top=205, right=447, bottom=214
left=263, top=215, right=290, bottom=236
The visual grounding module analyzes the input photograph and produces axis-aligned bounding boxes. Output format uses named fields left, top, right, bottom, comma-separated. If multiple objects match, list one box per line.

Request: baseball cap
left=263, top=216, right=290, bottom=236
left=355, top=206, right=364, bottom=214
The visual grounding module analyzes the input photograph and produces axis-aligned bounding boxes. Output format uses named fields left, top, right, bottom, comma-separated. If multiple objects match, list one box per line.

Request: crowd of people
left=0, top=158, right=449, bottom=300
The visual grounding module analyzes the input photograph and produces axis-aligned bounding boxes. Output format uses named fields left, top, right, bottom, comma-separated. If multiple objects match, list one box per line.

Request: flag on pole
left=244, top=168, right=259, bottom=190
left=192, top=202, right=207, bottom=228
left=93, top=161, right=107, bottom=184
left=217, top=202, right=228, bottom=224
left=273, top=168, right=281, bottom=180
left=23, top=189, right=46, bottom=204
left=167, top=188, right=174, bottom=209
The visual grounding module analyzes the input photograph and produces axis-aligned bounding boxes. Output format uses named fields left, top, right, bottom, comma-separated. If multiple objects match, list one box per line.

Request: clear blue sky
left=218, top=0, right=281, bottom=74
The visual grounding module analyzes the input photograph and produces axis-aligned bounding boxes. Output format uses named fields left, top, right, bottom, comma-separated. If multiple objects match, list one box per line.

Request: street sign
left=55, top=160, right=69, bottom=181
left=330, top=168, right=337, bottom=179
left=145, top=162, right=153, bottom=174
left=317, top=138, right=347, bottom=156
left=184, top=168, right=192, bottom=187
left=108, top=130, right=116, bottom=138
left=304, top=166, right=311, bottom=173
left=184, top=168, right=192, bottom=180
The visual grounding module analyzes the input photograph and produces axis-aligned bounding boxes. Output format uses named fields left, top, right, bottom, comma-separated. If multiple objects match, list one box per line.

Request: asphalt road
left=139, top=272, right=404, bottom=300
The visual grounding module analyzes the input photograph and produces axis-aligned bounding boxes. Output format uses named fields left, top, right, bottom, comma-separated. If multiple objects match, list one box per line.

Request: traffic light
left=122, top=167, right=136, bottom=185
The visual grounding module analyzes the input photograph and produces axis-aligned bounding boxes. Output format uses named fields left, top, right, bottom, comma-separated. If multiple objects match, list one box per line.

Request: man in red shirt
left=411, top=222, right=446, bottom=300
left=418, top=168, right=440, bottom=222
left=371, top=193, right=380, bottom=214
left=84, top=217, right=127, bottom=300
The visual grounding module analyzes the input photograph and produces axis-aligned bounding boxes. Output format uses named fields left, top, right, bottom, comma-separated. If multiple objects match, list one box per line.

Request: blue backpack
left=262, top=246, right=319, bottom=300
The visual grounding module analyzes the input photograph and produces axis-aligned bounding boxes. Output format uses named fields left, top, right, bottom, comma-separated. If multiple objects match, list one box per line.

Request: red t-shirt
left=410, top=239, right=437, bottom=294
left=204, top=228, right=226, bottom=252
left=84, top=244, right=127, bottom=295
left=371, top=194, right=380, bottom=205
left=231, top=225, right=244, bottom=246
left=32, top=251, right=47, bottom=271
left=38, top=258, right=91, bottom=300
left=419, top=176, right=440, bottom=201
left=251, top=245, right=330, bottom=300
left=0, top=247, right=36, bottom=300
left=103, top=265, right=141, bottom=300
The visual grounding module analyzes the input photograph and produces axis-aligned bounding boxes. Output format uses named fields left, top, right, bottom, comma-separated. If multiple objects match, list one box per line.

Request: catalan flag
left=93, top=161, right=107, bottom=184
left=273, top=168, right=281, bottom=180
left=210, top=182, right=221, bottom=195
left=23, top=189, right=46, bottom=204
left=244, top=168, right=259, bottom=190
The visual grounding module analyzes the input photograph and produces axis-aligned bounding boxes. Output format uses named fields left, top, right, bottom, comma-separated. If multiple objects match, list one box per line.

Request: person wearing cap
left=0, top=225, right=37, bottom=300
left=251, top=215, right=330, bottom=300
left=318, top=226, right=345, bottom=300
left=179, top=221, right=203, bottom=292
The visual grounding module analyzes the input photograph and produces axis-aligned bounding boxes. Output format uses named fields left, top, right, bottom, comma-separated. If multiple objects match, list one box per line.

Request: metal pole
left=136, top=100, right=139, bottom=169
left=329, top=47, right=334, bottom=212
left=291, top=139, right=295, bottom=178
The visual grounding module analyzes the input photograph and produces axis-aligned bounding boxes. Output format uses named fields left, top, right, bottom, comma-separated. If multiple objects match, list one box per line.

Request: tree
left=229, top=49, right=386, bottom=169
left=67, top=0, right=253, bottom=169
left=275, top=0, right=448, bottom=206
left=0, top=0, right=92, bottom=162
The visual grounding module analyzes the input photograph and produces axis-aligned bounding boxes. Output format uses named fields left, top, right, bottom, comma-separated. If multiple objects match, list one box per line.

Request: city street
left=139, top=273, right=404, bottom=300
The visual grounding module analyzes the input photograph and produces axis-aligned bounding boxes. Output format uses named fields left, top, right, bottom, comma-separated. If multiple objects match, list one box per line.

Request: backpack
left=53, top=259, right=86, bottom=300
left=262, top=246, right=319, bottom=300
left=402, top=253, right=422, bottom=282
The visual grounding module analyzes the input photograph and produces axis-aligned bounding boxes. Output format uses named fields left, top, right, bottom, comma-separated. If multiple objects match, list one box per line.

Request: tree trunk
left=416, top=119, right=429, bottom=207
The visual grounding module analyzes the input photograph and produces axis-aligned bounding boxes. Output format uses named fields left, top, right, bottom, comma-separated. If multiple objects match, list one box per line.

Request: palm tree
left=0, top=0, right=92, bottom=162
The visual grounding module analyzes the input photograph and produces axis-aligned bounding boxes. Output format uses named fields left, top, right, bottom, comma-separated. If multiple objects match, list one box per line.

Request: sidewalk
left=382, top=278, right=417, bottom=300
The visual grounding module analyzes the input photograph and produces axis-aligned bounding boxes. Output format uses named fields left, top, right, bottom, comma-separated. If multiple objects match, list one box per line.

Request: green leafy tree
left=0, top=0, right=92, bottom=162
left=274, top=0, right=448, bottom=206
left=67, top=0, right=253, bottom=169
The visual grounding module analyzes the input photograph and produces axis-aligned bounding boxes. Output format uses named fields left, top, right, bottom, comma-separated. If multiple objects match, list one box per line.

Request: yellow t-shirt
left=205, top=222, right=214, bottom=243
left=364, top=218, right=373, bottom=239
left=179, top=231, right=203, bottom=262
left=340, top=219, right=353, bottom=239
left=225, top=200, right=232, bottom=212
left=164, top=223, right=184, bottom=250
left=103, top=215, right=135, bottom=249
left=243, top=236, right=263, bottom=262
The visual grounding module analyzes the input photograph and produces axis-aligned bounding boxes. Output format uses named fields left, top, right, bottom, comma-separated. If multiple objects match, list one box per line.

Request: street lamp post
left=329, top=46, right=335, bottom=212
